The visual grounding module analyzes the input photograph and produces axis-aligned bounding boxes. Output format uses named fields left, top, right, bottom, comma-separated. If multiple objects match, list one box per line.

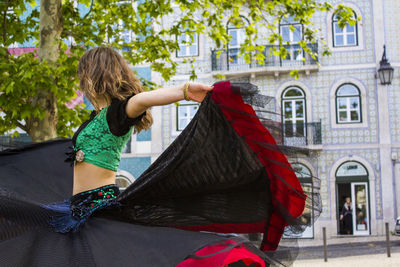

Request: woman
left=340, top=197, right=353, bottom=235
left=0, top=46, right=318, bottom=266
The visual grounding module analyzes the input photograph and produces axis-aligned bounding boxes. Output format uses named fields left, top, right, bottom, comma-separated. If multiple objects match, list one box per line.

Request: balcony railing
left=211, top=43, right=318, bottom=72
left=281, top=121, right=322, bottom=147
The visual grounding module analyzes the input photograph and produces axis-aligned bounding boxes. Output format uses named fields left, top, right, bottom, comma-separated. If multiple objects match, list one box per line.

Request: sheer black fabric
left=0, top=81, right=321, bottom=267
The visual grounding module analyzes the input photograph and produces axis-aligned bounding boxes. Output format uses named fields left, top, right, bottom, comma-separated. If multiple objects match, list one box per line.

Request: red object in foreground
left=177, top=240, right=265, bottom=267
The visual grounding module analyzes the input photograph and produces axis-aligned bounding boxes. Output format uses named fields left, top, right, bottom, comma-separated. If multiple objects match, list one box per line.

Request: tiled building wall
left=384, top=0, right=400, bottom=63
left=255, top=69, right=379, bottom=145
left=319, top=148, right=381, bottom=219
left=157, top=0, right=396, bottom=234
left=171, top=0, right=375, bottom=74
left=388, top=70, right=400, bottom=144
left=315, top=0, right=375, bottom=66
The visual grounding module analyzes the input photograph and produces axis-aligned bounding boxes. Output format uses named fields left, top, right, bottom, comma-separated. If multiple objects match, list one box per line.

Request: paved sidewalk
left=293, top=252, right=400, bottom=267
left=297, top=239, right=400, bottom=259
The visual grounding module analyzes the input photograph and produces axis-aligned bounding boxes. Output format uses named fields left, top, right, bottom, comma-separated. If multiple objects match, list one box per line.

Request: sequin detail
left=70, top=185, right=119, bottom=220
left=75, top=150, right=85, bottom=162
left=44, top=185, right=121, bottom=233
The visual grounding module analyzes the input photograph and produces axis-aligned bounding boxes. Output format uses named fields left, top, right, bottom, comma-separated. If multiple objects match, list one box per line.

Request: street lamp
left=377, top=45, right=394, bottom=85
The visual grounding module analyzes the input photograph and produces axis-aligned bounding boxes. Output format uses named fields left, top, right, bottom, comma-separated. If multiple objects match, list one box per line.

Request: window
left=228, top=27, right=246, bottom=49
left=227, top=17, right=249, bottom=68
left=280, top=17, right=303, bottom=44
left=336, top=161, right=368, bottom=177
left=336, top=84, right=361, bottom=123
left=285, top=163, right=314, bottom=238
left=116, top=175, right=132, bottom=189
left=279, top=17, right=304, bottom=65
left=227, top=27, right=246, bottom=65
left=177, top=33, right=199, bottom=57
left=176, top=102, right=199, bottom=131
left=281, top=87, right=306, bottom=144
left=107, top=1, right=133, bottom=49
left=116, top=171, right=135, bottom=191
left=122, top=137, right=131, bottom=153
left=332, top=11, right=358, bottom=47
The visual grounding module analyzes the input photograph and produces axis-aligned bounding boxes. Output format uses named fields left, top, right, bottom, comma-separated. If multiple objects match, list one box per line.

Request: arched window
left=293, top=163, right=312, bottom=181
left=289, top=163, right=314, bottom=238
left=336, top=161, right=368, bottom=178
left=116, top=170, right=135, bottom=191
left=281, top=87, right=307, bottom=143
left=336, top=84, right=361, bottom=123
left=332, top=11, right=358, bottom=47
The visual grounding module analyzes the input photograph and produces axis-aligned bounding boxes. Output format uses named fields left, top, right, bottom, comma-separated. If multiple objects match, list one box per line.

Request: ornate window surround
left=326, top=3, right=364, bottom=52
left=329, top=78, right=368, bottom=129
left=335, top=83, right=362, bottom=124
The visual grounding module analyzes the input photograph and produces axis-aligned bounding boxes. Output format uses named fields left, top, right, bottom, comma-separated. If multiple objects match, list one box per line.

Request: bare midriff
left=73, top=161, right=116, bottom=195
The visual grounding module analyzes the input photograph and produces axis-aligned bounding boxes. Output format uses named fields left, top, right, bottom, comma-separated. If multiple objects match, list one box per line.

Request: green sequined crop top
left=68, top=96, right=145, bottom=171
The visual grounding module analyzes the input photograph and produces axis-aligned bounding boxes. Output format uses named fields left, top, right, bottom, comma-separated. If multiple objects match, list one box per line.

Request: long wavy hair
left=77, top=46, right=153, bottom=133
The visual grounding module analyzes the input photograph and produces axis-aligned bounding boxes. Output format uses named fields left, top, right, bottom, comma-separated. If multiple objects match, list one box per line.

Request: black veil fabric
left=0, top=81, right=321, bottom=267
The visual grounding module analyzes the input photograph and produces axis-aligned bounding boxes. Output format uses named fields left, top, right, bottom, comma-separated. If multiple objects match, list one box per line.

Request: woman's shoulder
left=105, top=96, right=145, bottom=137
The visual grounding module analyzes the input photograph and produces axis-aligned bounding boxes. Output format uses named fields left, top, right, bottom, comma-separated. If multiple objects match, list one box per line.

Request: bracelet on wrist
left=183, top=82, right=191, bottom=101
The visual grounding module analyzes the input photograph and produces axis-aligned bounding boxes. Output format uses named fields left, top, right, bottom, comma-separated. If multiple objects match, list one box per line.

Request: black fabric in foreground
left=0, top=83, right=320, bottom=267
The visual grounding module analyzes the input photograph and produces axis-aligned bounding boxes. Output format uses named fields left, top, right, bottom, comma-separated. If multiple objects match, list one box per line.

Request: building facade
left=139, top=0, right=400, bottom=241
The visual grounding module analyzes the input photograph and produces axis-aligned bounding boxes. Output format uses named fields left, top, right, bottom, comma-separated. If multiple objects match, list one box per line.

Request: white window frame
left=332, top=13, right=358, bottom=47
left=176, top=102, right=199, bottom=131
left=335, top=84, right=362, bottom=124
left=280, top=24, right=303, bottom=44
left=330, top=79, right=368, bottom=129
left=227, top=27, right=246, bottom=67
left=228, top=28, right=246, bottom=49
left=279, top=17, right=304, bottom=64
left=177, top=32, right=199, bottom=57
left=326, top=4, right=364, bottom=52
left=282, top=87, right=307, bottom=135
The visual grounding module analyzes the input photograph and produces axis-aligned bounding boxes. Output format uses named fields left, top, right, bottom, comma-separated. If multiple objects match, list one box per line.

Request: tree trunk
left=27, top=0, right=62, bottom=142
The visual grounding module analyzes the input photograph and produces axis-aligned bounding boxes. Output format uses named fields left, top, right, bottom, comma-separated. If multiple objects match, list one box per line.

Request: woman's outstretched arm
left=125, top=82, right=213, bottom=118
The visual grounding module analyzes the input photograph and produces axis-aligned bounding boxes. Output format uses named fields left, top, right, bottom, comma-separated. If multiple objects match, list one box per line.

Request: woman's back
left=71, top=101, right=143, bottom=195
left=73, top=162, right=116, bottom=195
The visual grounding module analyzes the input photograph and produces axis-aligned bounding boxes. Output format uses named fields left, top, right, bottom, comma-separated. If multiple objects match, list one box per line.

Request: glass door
left=228, top=28, right=247, bottom=70
left=283, top=99, right=306, bottom=146
left=280, top=23, right=303, bottom=66
left=351, top=182, right=370, bottom=235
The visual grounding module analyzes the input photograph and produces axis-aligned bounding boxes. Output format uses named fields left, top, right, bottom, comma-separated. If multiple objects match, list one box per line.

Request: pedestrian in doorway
left=340, top=196, right=353, bottom=234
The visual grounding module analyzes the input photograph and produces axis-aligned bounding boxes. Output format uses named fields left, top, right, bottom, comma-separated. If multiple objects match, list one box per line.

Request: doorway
left=336, top=161, right=370, bottom=236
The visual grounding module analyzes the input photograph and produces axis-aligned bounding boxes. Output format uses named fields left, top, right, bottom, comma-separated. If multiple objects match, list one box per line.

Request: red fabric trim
left=176, top=240, right=265, bottom=267
left=175, top=81, right=306, bottom=251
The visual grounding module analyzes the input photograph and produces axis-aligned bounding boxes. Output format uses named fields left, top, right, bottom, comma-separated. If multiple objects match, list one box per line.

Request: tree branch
left=2, top=0, right=8, bottom=45
left=82, top=0, right=94, bottom=20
